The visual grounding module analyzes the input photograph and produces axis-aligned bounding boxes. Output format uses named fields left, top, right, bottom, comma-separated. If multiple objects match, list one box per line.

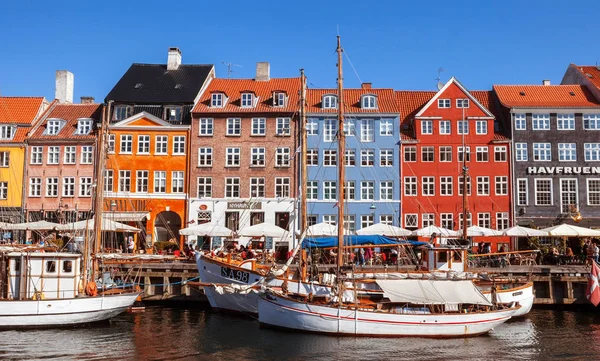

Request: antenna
left=221, top=61, right=242, bottom=79
left=436, top=67, right=445, bottom=90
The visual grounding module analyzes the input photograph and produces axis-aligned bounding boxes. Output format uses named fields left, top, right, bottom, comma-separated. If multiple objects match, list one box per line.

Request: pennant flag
left=586, top=261, right=600, bottom=306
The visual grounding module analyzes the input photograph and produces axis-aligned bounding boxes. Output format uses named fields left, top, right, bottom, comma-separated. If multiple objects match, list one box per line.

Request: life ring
left=85, top=282, right=98, bottom=297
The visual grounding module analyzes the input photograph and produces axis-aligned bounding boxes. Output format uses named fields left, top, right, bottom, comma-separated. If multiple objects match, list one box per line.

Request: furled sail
left=375, top=279, right=492, bottom=306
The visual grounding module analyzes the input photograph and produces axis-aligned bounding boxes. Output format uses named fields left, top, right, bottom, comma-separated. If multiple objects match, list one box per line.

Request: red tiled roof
left=574, top=65, right=600, bottom=90
left=0, top=127, right=30, bottom=144
left=29, top=103, right=103, bottom=141
left=306, top=88, right=398, bottom=113
left=193, top=78, right=301, bottom=113
left=0, top=97, right=45, bottom=124
left=396, top=90, right=435, bottom=141
left=493, top=85, right=600, bottom=108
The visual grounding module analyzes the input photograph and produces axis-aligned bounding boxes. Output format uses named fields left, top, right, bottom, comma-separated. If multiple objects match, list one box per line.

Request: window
left=421, top=146, right=435, bottom=162
left=476, top=146, right=488, bottom=162
left=361, top=181, right=374, bottom=200
left=476, top=120, right=487, bottom=134
left=275, top=147, right=290, bottom=167
left=136, top=170, right=148, bottom=192
left=380, top=149, right=393, bottom=166
left=360, top=119, right=374, bottom=142
left=558, top=143, right=576, bottom=162
left=29, top=178, right=41, bottom=197
left=250, top=178, right=265, bottom=197
left=533, top=143, right=551, bottom=161
left=560, top=179, right=578, bottom=213
left=46, top=178, right=58, bottom=197
left=225, top=178, right=240, bottom=198
left=477, top=176, right=489, bottom=195
left=421, top=120, right=433, bottom=135
left=323, top=181, right=336, bottom=200
left=457, top=146, right=470, bottom=162
left=172, top=136, right=185, bottom=155
left=380, top=181, right=393, bottom=200
left=120, top=135, right=133, bottom=154
left=478, top=213, right=491, bottom=228
left=422, top=213, right=435, bottom=227
left=587, top=179, right=600, bottom=205
left=226, top=147, right=241, bottom=167
left=241, top=93, right=254, bottom=107
left=79, top=177, right=92, bottom=196
left=46, top=120, right=62, bottom=135
left=532, top=114, right=550, bottom=130
left=535, top=179, right=553, bottom=205
left=63, top=260, right=73, bottom=273
left=439, top=120, right=451, bottom=134
left=323, top=95, right=337, bottom=109
left=306, top=181, right=318, bottom=200
left=113, top=105, right=132, bottom=120
left=307, top=149, right=318, bottom=166
left=457, top=120, right=469, bottom=134
left=198, top=148, right=213, bottom=166
left=440, top=176, right=453, bottom=196
left=324, top=150, right=337, bottom=166
left=585, top=143, right=600, bottom=161
left=584, top=114, right=600, bottom=130
left=458, top=176, right=471, bottom=196
left=515, top=143, right=528, bottom=161
left=440, top=213, right=453, bottom=229
left=251, top=118, right=266, bottom=136
left=197, top=177, right=212, bottom=198
left=64, top=146, right=76, bottom=164
left=276, top=118, right=291, bottom=136
left=343, top=120, right=355, bottom=136
left=31, top=146, right=42, bottom=164
left=307, top=120, right=318, bottom=135
left=199, top=118, right=213, bottom=136
left=344, top=181, right=355, bottom=200
left=422, top=176, right=435, bottom=196
left=404, top=146, right=416, bottom=162
left=162, top=106, right=182, bottom=122
left=119, top=170, right=131, bottom=192
left=211, top=93, right=224, bottom=107
left=81, top=146, right=93, bottom=164
left=495, top=176, right=508, bottom=195
left=456, top=99, right=469, bottom=108
left=323, top=214, right=337, bottom=225
left=153, top=171, right=166, bottom=193
left=380, top=120, right=392, bottom=136
left=494, top=146, right=507, bottom=162
left=345, top=150, right=356, bottom=166
left=361, top=215, right=374, bottom=229
left=324, top=119, right=336, bottom=142
left=361, top=149, right=374, bottom=166
left=62, top=177, right=75, bottom=197
left=514, top=113, right=526, bottom=130
left=45, top=261, right=56, bottom=273
left=438, top=99, right=450, bottom=108
left=76, top=119, right=93, bottom=135
left=380, top=215, right=393, bottom=225
left=135, top=135, right=149, bottom=154
left=405, top=214, right=418, bottom=228
left=362, top=95, right=377, bottom=109
left=273, top=92, right=286, bottom=107
left=275, top=177, right=290, bottom=198
left=48, top=146, right=60, bottom=164
left=404, top=176, right=417, bottom=196
left=172, top=171, right=184, bottom=193
left=107, top=134, right=115, bottom=153
left=517, top=179, right=528, bottom=206
left=251, top=147, right=266, bottom=167
left=458, top=212, right=472, bottom=228
left=344, top=215, right=356, bottom=234
left=227, top=118, right=241, bottom=136
left=439, top=146, right=452, bottom=162
left=557, top=114, right=575, bottom=130
left=104, top=170, right=113, bottom=192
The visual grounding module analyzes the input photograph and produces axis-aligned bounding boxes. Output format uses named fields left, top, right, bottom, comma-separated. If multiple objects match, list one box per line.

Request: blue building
left=305, top=85, right=401, bottom=232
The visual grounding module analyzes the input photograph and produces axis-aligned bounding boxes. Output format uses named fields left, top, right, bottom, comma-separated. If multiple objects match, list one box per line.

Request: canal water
left=1, top=307, right=599, bottom=361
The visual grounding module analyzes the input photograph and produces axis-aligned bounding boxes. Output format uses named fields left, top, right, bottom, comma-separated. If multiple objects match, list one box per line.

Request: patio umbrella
left=541, top=224, right=600, bottom=237
left=412, top=225, right=459, bottom=237
left=500, top=225, right=549, bottom=237
left=460, top=225, right=503, bottom=237
left=179, top=223, right=233, bottom=237
left=356, top=223, right=413, bottom=237
left=306, top=222, right=338, bottom=237
left=6, top=220, right=61, bottom=231
left=238, top=223, right=288, bottom=238
left=56, top=219, right=140, bottom=232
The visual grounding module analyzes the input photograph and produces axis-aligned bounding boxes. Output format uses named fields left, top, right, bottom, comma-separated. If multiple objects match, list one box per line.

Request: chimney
left=542, top=79, right=551, bottom=86
left=256, top=62, right=270, bottom=81
left=80, top=96, right=95, bottom=104
left=167, top=47, right=182, bottom=71
left=55, top=70, right=74, bottom=104
left=361, top=82, right=372, bottom=89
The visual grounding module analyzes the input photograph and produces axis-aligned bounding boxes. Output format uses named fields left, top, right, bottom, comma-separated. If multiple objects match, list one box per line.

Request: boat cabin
left=420, top=245, right=468, bottom=272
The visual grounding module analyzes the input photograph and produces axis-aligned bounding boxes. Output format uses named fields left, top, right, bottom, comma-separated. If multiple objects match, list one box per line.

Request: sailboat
left=256, top=36, right=520, bottom=337
left=0, top=103, right=139, bottom=328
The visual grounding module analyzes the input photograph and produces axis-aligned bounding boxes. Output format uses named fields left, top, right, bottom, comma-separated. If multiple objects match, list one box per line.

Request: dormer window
left=361, top=95, right=377, bottom=109
left=273, top=92, right=286, bottom=107
left=241, top=93, right=254, bottom=108
left=0, top=125, right=15, bottom=140
left=164, top=106, right=182, bottom=122
left=46, top=120, right=64, bottom=135
left=211, top=93, right=224, bottom=108
left=323, top=95, right=338, bottom=109
left=76, top=119, right=93, bottom=135
left=113, top=105, right=133, bottom=121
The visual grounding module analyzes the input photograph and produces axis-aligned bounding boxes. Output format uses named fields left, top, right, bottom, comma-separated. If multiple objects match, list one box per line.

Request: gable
left=416, top=78, right=494, bottom=118
left=112, top=112, right=173, bottom=127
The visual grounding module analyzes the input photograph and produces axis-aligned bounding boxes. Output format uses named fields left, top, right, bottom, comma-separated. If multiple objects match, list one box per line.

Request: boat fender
left=86, top=282, right=98, bottom=297
left=78, top=278, right=85, bottom=293
left=32, top=291, right=45, bottom=300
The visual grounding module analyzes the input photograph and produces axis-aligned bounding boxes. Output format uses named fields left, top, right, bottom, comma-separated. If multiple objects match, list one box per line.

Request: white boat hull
left=481, top=282, right=534, bottom=317
left=258, top=294, right=518, bottom=337
left=0, top=292, right=139, bottom=328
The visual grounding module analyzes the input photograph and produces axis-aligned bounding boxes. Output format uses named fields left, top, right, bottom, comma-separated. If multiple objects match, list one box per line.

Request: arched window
left=361, top=94, right=377, bottom=109
left=323, top=95, right=338, bottom=109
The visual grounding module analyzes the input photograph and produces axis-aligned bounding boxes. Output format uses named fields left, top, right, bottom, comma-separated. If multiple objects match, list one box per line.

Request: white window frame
left=532, top=114, right=550, bottom=130
left=495, top=176, right=508, bottom=196
left=226, top=118, right=241, bottom=136
left=118, top=170, right=131, bottom=192
left=76, top=119, right=93, bottom=135
left=81, top=146, right=93, bottom=164
left=422, top=176, right=435, bottom=196
left=534, top=178, right=553, bottom=206
left=380, top=181, right=393, bottom=200
left=533, top=143, right=551, bottom=161
left=275, top=177, right=290, bottom=198
left=323, top=181, right=337, bottom=200
left=558, top=143, right=576, bottom=162
left=324, top=119, right=336, bottom=142
left=438, top=99, right=450, bottom=108
left=155, top=135, right=168, bottom=155
left=64, top=146, right=76, bottom=164
left=421, top=146, right=434, bottom=162
left=404, top=146, right=416, bottom=162
left=439, top=120, right=451, bottom=135
left=584, top=114, right=600, bottom=130
left=173, top=136, right=186, bottom=155
left=225, top=147, right=241, bottom=167
left=172, top=171, right=185, bottom=193
left=457, top=146, right=471, bottom=162
left=276, top=118, right=291, bottom=136
left=307, top=120, right=318, bottom=135
left=440, top=176, right=453, bottom=196
left=275, top=147, right=291, bottom=167
left=306, top=181, right=318, bottom=200
left=405, top=214, right=418, bottom=228
left=380, top=149, right=393, bottom=167
left=440, top=213, right=453, bottom=229
left=517, top=178, right=528, bottom=206
left=457, top=120, right=469, bottom=135
left=211, top=93, right=224, bottom=107
left=584, top=143, right=600, bottom=161
left=62, top=177, right=75, bottom=197
left=241, top=93, right=254, bottom=108
left=477, top=176, right=490, bottom=196
left=557, top=114, right=575, bottom=130
left=476, top=120, right=487, bottom=135
left=345, top=150, right=356, bottom=166
left=29, top=178, right=42, bottom=197
left=404, top=176, right=417, bottom=196
left=421, top=120, right=433, bottom=135
left=136, top=170, right=149, bottom=193
left=199, top=118, right=214, bottom=136
left=30, top=146, right=42, bottom=164
left=514, top=113, right=526, bottom=130
left=587, top=178, right=600, bottom=206
left=225, top=177, right=240, bottom=198
left=422, top=213, right=435, bottom=227
left=307, top=149, right=318, bottom=166
left=360, top=149, right=374, bottom=166
left=362, top=95, right=377, bottom=109
left=250, top=177, right=265, bottom=198
left=494, top=146, right=507, bottom=162
left=323, top=95, right=337, bottom=109
left=137, top=135, right=150, bottom=154
left=380, top=120, right=392, bottom=136
left=48, top=146, right=60, bottom=165
left=360, top=181, right=374, bottom=200
left=360, top=119, right=374, bottom=142
left=46, top=120, right=62, bottom=135
left=198, top=148, right=213, bottom=167
left=515, top=143, right=528, bottom=161
left=560, top=178, right=578, bottom=213
left=120, top=135, right=133, bottom=154
left=46, top=178, right=58, bottom=197
left=107, top=134, right=115, bottom=153
left=79, top=177, right=93, bottom=197
left=476, top=146, right=488, bottom=162
left=439, top=146, right=452, bottom=162
left=250, top=147, right=266, bottom=167
left=478, top=213, right=491, bottom=228
left=153, top=171, right=167, bottom=193
left=456, top=99, right=470, bottom=108
left=323, top=150, right=337, bottom=167
left=197, top=177, right=212, bottom=198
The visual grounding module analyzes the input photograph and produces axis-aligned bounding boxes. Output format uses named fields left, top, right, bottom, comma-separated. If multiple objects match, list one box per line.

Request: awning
left=302, top=235, right=426, bottom=249
left=375, top=279, right=492, bottom=306
left=102, top=212, right=149, bottom=222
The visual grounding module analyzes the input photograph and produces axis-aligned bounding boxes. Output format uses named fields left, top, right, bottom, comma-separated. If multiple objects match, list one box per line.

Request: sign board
left=227, top=202, right=262, bottom=210
left=527, top=166, right=600, bottom=175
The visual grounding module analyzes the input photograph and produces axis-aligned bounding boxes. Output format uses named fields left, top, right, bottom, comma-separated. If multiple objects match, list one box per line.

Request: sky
left=0, top=0, right=599, bottom=102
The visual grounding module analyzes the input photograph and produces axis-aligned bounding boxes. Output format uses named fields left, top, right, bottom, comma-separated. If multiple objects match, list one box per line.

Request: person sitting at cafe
left=548, top=247, right=560, bottom=265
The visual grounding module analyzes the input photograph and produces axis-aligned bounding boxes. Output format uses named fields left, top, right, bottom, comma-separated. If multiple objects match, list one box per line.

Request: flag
left=586, top=261, right=600, bottom=306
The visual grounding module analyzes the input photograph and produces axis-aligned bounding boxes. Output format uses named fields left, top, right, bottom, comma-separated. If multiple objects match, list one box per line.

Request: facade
left=561, top=64, right=600, bottom=101
left=305, top=85, right=401, bottom=231
left=494, top=83, right=600, bottom=228
left=189, top=63, right=300, bottom=247
left=0, top=96, right=48, bottom=223
left=399, top=78, right=512, bottom=251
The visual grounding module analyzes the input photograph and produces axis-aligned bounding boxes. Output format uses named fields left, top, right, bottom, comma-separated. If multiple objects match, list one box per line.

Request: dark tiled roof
left=105, top=63, right=213, bottom=104
left=29, top=103, right=103, bottom=141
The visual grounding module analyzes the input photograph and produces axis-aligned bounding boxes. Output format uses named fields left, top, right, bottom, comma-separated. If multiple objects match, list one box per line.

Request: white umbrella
left=179, top=223, right=233, bottom=237
left=6, top=220, right=61, bottom=231
left=357, top=223, right=412, bottom=237
left=412, top=225, right=459, bottom=237
left=238, top=223, right=288, bottom=238
left=306, top=222, right=338, bottom=237
left=541, top=223, right=600, bottom=237
left=56, top=219, right=140, bottom=232
left=500, top=225, right=549, bottom=237
left=460, top=225, right=503, bottom=237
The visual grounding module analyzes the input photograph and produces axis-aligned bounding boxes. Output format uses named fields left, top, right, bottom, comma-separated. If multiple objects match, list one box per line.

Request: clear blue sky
left=1, top=0, right=598, bottom=102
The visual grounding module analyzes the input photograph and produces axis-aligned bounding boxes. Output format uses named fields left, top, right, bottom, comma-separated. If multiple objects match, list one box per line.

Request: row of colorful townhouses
left=1, top=47, right=600, bottom=252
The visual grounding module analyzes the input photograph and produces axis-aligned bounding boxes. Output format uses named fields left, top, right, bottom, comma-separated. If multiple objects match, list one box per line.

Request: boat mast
left=461, top=105, right=468, bottom=241
left=336, top=36, right=346, bottom=274
left=300, top=69, right=308, bottom=237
